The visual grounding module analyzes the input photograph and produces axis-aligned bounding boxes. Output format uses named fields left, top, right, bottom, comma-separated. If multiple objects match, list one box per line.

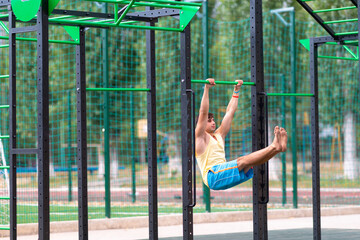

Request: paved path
left=3, top=214, right=359, bottom=240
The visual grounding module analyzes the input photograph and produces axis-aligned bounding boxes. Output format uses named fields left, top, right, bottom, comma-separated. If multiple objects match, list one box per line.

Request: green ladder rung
left=0, top=196, right=10, bottom=200
left=313, top=6, right=356, bottom=13
left=324, top=18, right=358, bottom=24
left=335, top=31, right=358, bottom=36
left=0, top=75, right=9, bottom=79
left=0, top=166, right=9, bottom=169
left=191, top=80, right=255, bottom=86
left=0, top=45, right=9, bottom=48
left=0, top=105, right=9, bottom=109
left=0, top=135, right=9, bottom=139
left=0, top=227, right=10, bottom=230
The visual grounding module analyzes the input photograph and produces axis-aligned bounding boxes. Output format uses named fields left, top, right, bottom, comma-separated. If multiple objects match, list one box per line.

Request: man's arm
left=195, top=78, right=215, bottom=138
left=216, top=80, right=243, bottom=139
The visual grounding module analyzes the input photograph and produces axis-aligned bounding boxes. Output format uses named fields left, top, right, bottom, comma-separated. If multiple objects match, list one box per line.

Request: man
left=195, top=78, right=288, bottom=190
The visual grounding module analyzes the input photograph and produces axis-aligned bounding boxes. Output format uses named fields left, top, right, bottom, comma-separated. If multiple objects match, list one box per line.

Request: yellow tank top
left=196, top=133, right=226, bottom=187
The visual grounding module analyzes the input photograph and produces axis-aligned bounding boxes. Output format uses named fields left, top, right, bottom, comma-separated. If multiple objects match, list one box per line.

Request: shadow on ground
left=151, top=228, right=360, bottom=240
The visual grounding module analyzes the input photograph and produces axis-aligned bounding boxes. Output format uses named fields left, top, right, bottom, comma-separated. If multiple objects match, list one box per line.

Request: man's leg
left=237, top=126, right=287, bottom=173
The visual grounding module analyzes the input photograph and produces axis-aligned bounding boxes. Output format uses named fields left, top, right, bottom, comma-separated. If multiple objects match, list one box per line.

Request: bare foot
left=271, top=126, right=282, bottom=153
left=280, top=128, right=288, bottom=152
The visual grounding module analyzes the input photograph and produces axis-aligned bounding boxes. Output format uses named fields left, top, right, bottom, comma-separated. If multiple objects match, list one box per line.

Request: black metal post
left=146, top=9, right=158, bottom=239
left=250, top=0, right=268, bottom=239
left=76, top=27, right=88, bottom=240
left=8, top=10, right=17, bottom=240
left=309, top=38, right=321, bottom=240
left=37, top=2, right=50, bottom=239
left=181, top=24, right=194, bottom=240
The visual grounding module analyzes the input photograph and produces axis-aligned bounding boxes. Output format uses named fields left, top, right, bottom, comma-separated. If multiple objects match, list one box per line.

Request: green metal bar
left=313, top=6, right=356, bottom=13
left=75, top=17, right=99, bottom=22
left=86, top=0, right=201, bottom=7
left=343, top=45, right=357, bottom=59
left=0, top=14, right=9, bottom=18
left=290, top=10, right=297, bottom=209
left=0, top=135, right=9, bottom=139
left=130, top=2, right=183, bottom=9
left=267, top=93, right=314, bottom=97
left=318, top=55, right=358, bottom=61
left=202, top=0, right=211, bottom=213
left=115, top=0, right=136, bottom=25
left=0, top=75, right=9, bottom=79
left=0, top=227, right=10, bottom=230
left=86, top=87, right=150, bottom=92
left=344, top=40, right=358, bottom=44
left=49, top=18, right=183, bottom=32
left=334, top=31, right=358, bottom=36
left=191, top=79, right=255, bottom=86
left=129, top=0, right=201, bottom=6
left=0, top=45, right=9, bottom=48
left=49, top=15, right=75, bottom=20
left=67, top=91, right=72, bottom=202
left=324, top=18, right=358, bottom=24
left=102, top=4, right=111, bottom=217
left=0, top=36, right=79, bottom=45
left=0, top=196, right=10, bottom=200
left=0, top=105, right=9, bottom=109
left=0, top=21, right=9, bottom=34
left=130, top=91, right=136, bottom=203
left=0, top=166, right=9, bottom=169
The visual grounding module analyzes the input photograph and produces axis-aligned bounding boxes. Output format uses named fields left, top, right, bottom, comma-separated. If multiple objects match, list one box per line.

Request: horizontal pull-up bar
left=0, top=166, right=9, bottom=169
left=313, top=6, right=356, bottom=13
left=267, top=93, right=314, bottom=97
left=0, top=196, right=10, bottom=200
left=191, top=80, right=255, bottom=86
left=0, top=105, right=9, bottom=109
left=0, top=75, right=9, bottom=79
left=0, top=227, right=10, bottom=230
left=86, top=87, right=150, bottom=92
left=0, top=135, right=9, bottom=139
left=0, top=45, right=8, bottom=48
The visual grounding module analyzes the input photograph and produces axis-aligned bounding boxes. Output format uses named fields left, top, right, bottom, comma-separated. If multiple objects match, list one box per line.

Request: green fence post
left=130, top=91, right=136, bottom=203
left=202, top=0, right=211, bottom=212
left=281, top=75, right=286, bottom=206
left=67, top=91, right=73, bottom=202
left=290, top=10, right=298, bottom=209
left=102, top=3, right=111, bottom=218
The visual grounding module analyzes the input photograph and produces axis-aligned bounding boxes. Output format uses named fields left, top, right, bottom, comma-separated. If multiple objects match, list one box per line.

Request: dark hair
left=195, top=112, right=214, bottom=125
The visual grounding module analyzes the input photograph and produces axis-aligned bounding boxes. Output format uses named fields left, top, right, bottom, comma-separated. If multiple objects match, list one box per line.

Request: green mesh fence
left=0, top=1, right=359, bottom=234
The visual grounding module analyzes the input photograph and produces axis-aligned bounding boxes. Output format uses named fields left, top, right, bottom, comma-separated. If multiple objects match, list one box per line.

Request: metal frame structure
left=296, top=1, right=360, bottom=239
left=250, top=1, right=268, bottom=239
left=2, top=1, right=199, bottom=240
left=4, top=0, right=349, bottom=239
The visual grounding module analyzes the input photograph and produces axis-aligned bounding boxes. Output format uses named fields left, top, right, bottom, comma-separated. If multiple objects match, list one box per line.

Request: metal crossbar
left=86, top=87, right=150, bottom=92
left=191, top=79, right=255, bottom=86
left=267, top=93, right=314, bottom=97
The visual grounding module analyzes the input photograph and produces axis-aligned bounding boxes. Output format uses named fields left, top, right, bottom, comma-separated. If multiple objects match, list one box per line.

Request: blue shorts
left=207, top=160, right=254, bottom=190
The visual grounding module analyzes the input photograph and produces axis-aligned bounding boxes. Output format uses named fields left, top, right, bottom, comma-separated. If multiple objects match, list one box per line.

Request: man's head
left=195, top=112, right=216, bottom=133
